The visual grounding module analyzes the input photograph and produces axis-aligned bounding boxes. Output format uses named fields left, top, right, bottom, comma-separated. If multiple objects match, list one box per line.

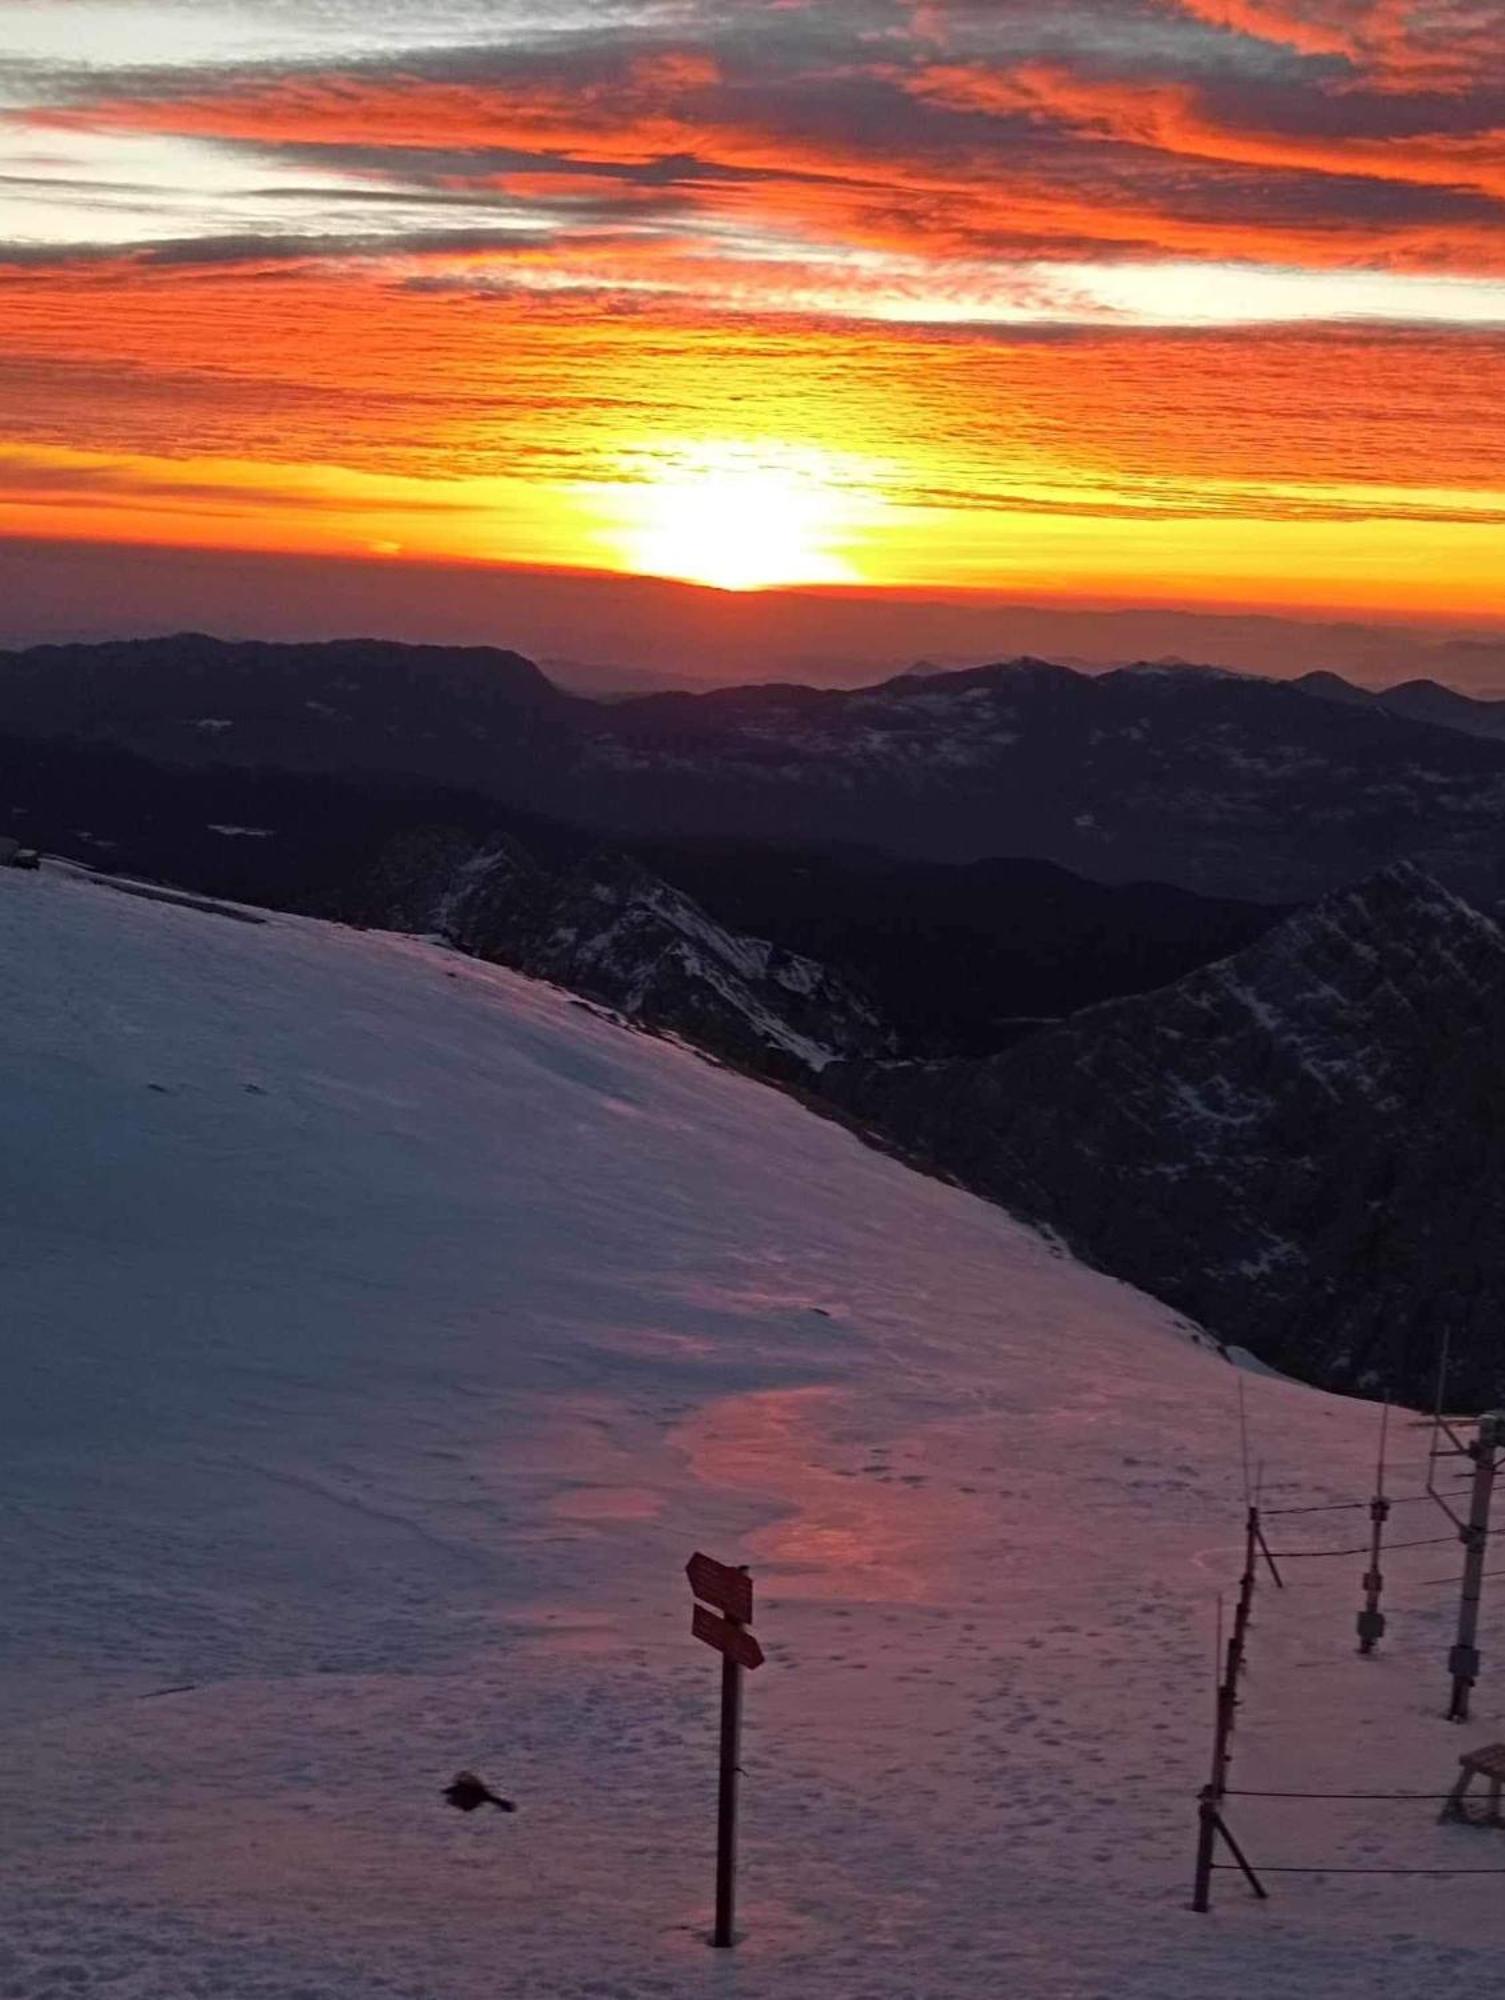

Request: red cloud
left=23, top=53, right=1505, bottom=284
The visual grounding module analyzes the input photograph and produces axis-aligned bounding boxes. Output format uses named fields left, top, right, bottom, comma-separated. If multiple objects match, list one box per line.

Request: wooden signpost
left=692, top=1602, right=765, bottom=1672
left=687, top=1551, right=754, bottom=1627
left=687, top=1551, right=765, bottom=1948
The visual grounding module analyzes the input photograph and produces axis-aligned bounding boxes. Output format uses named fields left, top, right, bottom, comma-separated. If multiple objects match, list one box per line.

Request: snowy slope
left=2, top=866, right=1503, bottom=2000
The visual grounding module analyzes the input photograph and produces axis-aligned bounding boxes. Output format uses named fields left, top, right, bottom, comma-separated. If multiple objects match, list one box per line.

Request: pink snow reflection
left=549, top=1484, right=664, bottom=1524
left=675, top=1386, right=990, bottom=1605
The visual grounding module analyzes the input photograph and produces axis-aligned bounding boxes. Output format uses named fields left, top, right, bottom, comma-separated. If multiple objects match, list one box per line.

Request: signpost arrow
left=686, top=1551, right=754, bottom=1626
left=692, top=1602, right=766, bottom=1672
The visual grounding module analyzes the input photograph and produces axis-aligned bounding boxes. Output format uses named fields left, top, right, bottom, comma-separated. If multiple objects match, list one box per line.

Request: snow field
left=2, top=866, right=1502, bottom=1999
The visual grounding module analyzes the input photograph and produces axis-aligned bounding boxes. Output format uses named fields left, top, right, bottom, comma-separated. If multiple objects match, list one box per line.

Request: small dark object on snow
left=443, top=1770, right=515, bottom=1813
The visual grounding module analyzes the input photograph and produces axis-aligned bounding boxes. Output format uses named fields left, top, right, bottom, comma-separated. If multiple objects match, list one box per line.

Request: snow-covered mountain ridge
left=5, top=865, right=1505, bottom=1999
left=357, top=829, right=893, bottom=1075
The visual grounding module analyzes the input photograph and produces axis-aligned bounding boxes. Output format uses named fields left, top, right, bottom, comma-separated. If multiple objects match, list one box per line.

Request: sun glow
left=605, top=447, right=872, bottom=591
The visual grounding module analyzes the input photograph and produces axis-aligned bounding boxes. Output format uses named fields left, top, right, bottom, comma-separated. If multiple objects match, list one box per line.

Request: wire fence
left=1191, top=1443, right=1504, bottom=1913
left=1262, top=1493, right=1437, bottom=1518
left=1264, top=1534, right=1460, bottom=1560
left=1211, top=1863, right=1505, bottom=1877
left=1224, top=1800, right=1464, bottom=1816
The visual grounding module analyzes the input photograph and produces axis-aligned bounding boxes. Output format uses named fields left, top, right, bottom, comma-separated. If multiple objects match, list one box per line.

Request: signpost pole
left=686, top=1553, right=762, bottom=1950
left=1358, top=1404, right=1391, bottom=1656
left=714, top=1622, right=744, bottom=1948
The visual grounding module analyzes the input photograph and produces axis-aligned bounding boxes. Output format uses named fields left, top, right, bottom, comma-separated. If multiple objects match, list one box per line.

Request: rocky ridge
left=827, top=863, right=1505, bottom=1403
left=360, top=829, right=894, bottom=1078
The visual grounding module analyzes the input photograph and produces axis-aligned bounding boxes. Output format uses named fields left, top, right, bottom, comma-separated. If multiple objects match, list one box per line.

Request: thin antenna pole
left=1448, top=1413, right=1504, bottom=1722
left=1359, top=1397, right=1392, bottom=1656
left=1214, top=1593, right=1224, bottom=1718
left=1237, top=1376, right=1252, bottom=1508
left=1430, top=1335, right=1452, bottom=1489
left=1195, top=1595, right=1229, bottom=1912
left=1425, top=1336, right=1471, bottom=1531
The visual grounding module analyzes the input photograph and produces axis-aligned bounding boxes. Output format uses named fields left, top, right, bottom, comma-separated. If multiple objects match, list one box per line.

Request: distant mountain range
left=8, top=534, right=1503, bottom=690
left=586, top=660, right=1505, bottom=903
left=9, top=633, right=1505, bottom=904
left=1295, top=669, right=1505, bottom=741
left=0, top=632, right=573, bottom=796
left=829, top=863, right=1505, bottom=1406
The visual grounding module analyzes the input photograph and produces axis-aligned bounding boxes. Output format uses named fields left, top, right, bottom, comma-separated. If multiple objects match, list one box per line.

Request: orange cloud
left=1, top=259, right=1500, bottom=497
left=21, top=59, right=1505, bottom=285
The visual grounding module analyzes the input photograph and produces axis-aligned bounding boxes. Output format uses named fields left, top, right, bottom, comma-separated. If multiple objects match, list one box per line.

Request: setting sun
left=607, top=449, right=870, bottom=592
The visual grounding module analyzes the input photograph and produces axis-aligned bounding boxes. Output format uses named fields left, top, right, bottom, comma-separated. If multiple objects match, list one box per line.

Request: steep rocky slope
left=624, top=840, right=1282, bottom=1055
left=0, top=733, right=1280, bottom=1061
left=828, top=863, right=1505, bottom=1403
left=360, top=829, right=893, bottom=1076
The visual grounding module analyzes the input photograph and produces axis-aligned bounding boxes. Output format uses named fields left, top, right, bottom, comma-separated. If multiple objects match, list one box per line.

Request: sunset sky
left=2, top=0, right=1504, bottom=652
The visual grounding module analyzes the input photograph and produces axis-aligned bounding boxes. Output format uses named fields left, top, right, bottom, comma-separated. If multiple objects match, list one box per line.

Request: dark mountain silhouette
left=1295, top=668, right=1505, bottom=743
left=10, top=635, right=1505, bottom=902
left=578, top=660, right=1505, bottom=902
left=620, top=840, right=1282, bottom=1056
left=0, top=728, right=570, bottom=914
left=0, top=632, right=576, bottom=803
